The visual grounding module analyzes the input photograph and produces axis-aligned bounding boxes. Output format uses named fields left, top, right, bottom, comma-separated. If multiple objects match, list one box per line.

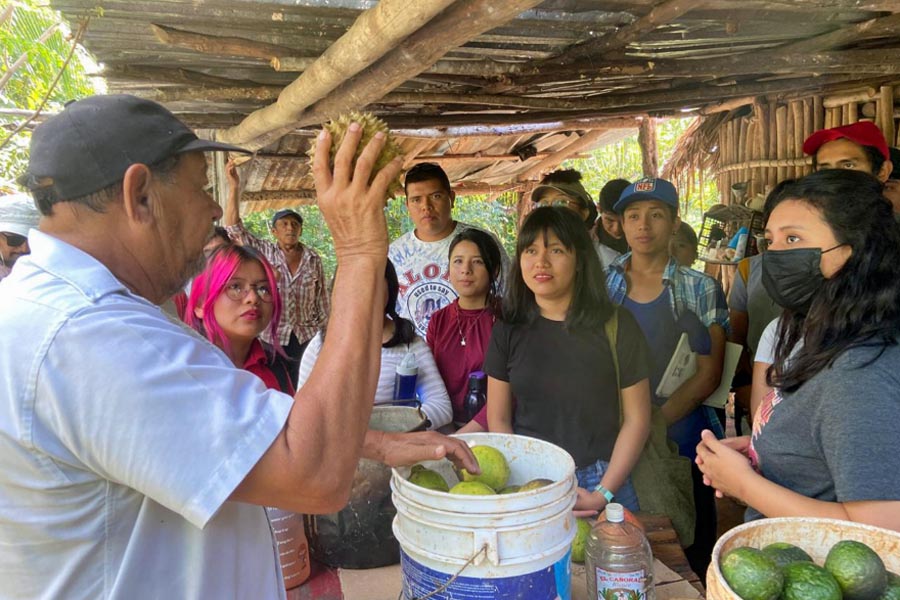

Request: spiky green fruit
left=307, top=111, right=404, bottom=197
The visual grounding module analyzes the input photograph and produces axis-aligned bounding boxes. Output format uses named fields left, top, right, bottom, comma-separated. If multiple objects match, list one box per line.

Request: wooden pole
left=776, top=106, right=788, bottom=184
left=217, top=0, right=463, bottom=148
left=880, top=86, right=895, bottom=151
left=813, top=95, right=825, bottom=132
left=516, top=128, right=610, bottom=182
left=639, top=116, right=659, bottom=178
left=777, top=12, right=900, bottom=55
left=151, top=24, right=297, bottom=61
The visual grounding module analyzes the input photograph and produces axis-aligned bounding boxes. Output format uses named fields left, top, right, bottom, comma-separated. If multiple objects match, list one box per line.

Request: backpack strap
left=738, top=256, right=751, bottom=284
left=603, top=308, right=624, bottom=426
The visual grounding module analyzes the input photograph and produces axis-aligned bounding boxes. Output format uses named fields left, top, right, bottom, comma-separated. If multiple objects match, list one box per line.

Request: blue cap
left=271, top=209, right=303, bottom=228
left=613, top=177, right=679, bottom=213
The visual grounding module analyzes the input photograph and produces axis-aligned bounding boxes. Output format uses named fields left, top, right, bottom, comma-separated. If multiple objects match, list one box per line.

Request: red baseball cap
left=802, top=121, right=889, bottom=161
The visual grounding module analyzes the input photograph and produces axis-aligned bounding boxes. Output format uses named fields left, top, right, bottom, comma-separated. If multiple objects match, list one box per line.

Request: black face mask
left=761, top=245, right=843, bottom=314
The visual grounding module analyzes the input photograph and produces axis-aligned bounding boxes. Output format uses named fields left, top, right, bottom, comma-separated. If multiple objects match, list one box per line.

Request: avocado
left=825, top=540, right=888, bottom=600
left=408, top=466, right=450, bottom=492
left=720, top=546, right=784, bottom=600
left=782, top=561, right=843, bottom=600
left=499, top=485, right=520, bottom=494
left=762, top=542, right=814, bottom=568
left=879, top=572, right=900, bottom=600
left=571, top=518, right=592, bottom=564
left=449, top=481, right=496, bottom=495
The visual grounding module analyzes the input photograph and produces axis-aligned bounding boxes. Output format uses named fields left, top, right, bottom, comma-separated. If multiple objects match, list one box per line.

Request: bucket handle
left=400, top=543, right=489, bottom=600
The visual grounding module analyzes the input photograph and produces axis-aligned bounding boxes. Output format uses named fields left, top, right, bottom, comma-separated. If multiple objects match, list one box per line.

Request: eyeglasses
left=224, top=282, right=274, bottom=303
left=1, top=232, right=27, bottom=247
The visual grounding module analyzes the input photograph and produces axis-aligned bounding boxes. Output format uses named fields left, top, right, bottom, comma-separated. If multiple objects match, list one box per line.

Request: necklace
left=454, top=302, right=492, bottom=347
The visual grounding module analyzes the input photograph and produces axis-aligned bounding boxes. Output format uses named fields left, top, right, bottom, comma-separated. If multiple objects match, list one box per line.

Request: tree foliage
left=1, top=0, right=96, bottom=191
left=565, top=118, right=718, bottom=230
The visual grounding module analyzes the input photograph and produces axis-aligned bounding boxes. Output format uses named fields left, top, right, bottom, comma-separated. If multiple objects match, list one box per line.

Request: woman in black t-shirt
left=485, top=206, right=651, bottom=513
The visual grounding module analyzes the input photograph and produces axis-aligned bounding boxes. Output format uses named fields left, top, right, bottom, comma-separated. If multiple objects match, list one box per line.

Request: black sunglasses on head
left=1, top=232, right=27, bottom=247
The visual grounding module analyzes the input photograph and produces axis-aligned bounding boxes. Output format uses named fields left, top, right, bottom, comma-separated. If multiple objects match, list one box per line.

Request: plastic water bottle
left=586, top=503, right=656, bottom=600
left=392, top=351, right=418, bottom=406
left=463, top=371, right=487, bottom=422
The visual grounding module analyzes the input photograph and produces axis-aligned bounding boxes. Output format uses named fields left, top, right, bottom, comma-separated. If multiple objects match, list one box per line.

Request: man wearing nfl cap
left=803, top=121, right=893, bottom=183
left=0, top=95, right=476, bottom=599
left=224, top=162, right=329, bottom=386
left=0, top=193, right=40, bottom=282
left=606, top=177, right=729, bottom=579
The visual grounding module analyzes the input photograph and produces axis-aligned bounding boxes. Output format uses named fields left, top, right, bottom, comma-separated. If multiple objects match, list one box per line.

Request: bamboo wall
left=715, top=83, right=899, bottom=205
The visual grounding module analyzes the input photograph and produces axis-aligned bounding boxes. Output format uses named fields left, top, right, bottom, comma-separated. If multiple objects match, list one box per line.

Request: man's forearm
left=661, top=368, right=719, bottom=424
left=224, top=187, right=241, bottom=226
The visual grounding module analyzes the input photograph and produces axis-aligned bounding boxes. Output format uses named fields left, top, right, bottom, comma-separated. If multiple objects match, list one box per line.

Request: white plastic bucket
left=392, top=432, right=577, bottom=599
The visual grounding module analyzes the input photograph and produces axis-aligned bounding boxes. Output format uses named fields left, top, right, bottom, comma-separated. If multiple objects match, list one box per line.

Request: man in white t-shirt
left=1, top=95, right=476, bottom=599
left=388, top=162, right=508, bottom=336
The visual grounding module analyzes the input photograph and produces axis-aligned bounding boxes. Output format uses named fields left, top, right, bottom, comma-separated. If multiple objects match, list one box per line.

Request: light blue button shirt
left=0, top=231, right=293, bottom=599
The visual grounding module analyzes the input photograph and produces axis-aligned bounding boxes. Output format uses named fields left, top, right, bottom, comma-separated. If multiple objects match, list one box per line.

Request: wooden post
left=639, top=116, right=659, bottom=178
left=880, top=86, right=895, bottom=151
left=813, top=95, right=825, bottom=132
left=776, top=106, right=788, bottom=184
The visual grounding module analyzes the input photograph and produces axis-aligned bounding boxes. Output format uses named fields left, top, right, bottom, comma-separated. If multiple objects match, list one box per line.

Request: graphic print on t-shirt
left=749, top=386, right=783, bottom=469
left=395, top=261, right=455, bottom=336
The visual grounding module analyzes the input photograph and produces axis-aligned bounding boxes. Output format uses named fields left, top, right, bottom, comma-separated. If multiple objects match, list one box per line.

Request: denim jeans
left=575, top=459, right=640, bottom=513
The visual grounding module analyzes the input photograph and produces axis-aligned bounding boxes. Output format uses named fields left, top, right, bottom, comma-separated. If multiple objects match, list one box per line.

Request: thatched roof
left=47, top=0, right=900, bottom=204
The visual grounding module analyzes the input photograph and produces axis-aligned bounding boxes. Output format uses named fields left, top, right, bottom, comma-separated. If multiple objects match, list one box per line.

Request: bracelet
left=593, top=484, right=615, bottom=503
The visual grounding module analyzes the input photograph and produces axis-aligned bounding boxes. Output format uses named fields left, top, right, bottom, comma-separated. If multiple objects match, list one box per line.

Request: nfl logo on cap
left=634, top=179, right=656, bottom=193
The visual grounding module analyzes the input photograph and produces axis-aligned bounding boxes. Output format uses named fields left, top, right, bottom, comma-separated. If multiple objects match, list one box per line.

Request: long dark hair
left=768, top=169, right=900, bottom=392
left=448, top=228, right=504, bottom=310
left=384, top=259, right=417, bottom=348
left=504, top=206, right=613, bottom=331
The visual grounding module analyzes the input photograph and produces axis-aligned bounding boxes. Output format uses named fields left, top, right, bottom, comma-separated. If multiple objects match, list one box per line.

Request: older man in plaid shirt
left=224, top=161, right=330, bottom=386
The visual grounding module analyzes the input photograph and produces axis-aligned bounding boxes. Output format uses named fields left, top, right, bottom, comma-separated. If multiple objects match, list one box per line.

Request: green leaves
left=1, top=0, right=95, bottom=190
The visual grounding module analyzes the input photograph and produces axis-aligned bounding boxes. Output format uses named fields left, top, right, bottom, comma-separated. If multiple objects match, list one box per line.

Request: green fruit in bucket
left=762, top=542, right=813, bottom=568
left=782, top=561, right=842, bottom=600
left=720, top=546, right=783, bottom=600
left=571, top=518, right=592, bottom=563
left=460, top=445, right=510, bottom=491
left=499, top=485, right=520, bottom=494
left=449, top=481, right=496, bottom=495
left=824, top=540, right=887, bottom=600
left=881, top=572, right=900, bottom=600
left=408, top=466, right=449, bottom=493
left=519, top=478, right=554, bottom=492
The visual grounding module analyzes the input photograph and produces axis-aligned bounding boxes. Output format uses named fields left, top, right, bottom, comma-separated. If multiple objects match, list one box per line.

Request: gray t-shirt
left=747, top=343, right=900, bottom=519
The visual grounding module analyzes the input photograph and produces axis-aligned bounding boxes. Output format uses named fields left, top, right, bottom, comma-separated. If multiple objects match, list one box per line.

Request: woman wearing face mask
left=696, top=170, right=900, bottom=531
left=426, top=229, right=504, bottom=431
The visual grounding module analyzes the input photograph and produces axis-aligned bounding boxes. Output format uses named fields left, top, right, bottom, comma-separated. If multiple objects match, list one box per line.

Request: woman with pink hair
left=184, top=244, right=309, bottom=589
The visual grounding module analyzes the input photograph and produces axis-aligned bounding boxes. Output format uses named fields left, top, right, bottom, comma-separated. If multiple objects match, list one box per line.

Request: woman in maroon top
left=184, top=244, right=310, bottom=588
left=426, top=228, right=504, bottom=430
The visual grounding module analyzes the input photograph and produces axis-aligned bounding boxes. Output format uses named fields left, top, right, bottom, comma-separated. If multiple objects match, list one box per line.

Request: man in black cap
left=0, top=94, right=476, bottom=598
left=224, top=161, right=329, bottom=384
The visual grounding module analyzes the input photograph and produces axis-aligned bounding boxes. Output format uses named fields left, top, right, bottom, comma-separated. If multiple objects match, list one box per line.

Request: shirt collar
left=25, top=229, right=137, bottom=303
left=610, top=250, right=680, bottom=284
left=242, top=338, right=268, bottom=370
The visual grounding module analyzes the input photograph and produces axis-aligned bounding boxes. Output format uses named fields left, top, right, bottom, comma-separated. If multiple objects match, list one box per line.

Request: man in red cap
left=802, top=121, right=893, bottom=183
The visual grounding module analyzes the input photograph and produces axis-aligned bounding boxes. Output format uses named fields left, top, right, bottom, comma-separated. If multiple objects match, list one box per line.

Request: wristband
left=593, top=484, right=614, bottom=503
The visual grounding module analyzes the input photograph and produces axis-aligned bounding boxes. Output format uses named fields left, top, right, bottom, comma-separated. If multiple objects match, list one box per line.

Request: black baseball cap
left=22, top=94, right=249, bottom=199
left=271, top=209, right=303, bottom=227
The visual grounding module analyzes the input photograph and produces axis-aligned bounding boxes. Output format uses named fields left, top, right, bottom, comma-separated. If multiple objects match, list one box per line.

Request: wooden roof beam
left=546, top=0, right=707, bottom=66
left=217, top=0, right=458, bottom=149
left=777, top=12, right=900, bottom=55
left=151, top=24, right=299, bottom=61
left=220, top=0, right=541, bottom=148
left=517, top=128, right=611, bottom=182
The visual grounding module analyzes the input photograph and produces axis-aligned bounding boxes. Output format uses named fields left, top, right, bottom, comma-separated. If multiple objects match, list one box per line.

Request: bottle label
left=595, top=567, right=648, bottom=600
